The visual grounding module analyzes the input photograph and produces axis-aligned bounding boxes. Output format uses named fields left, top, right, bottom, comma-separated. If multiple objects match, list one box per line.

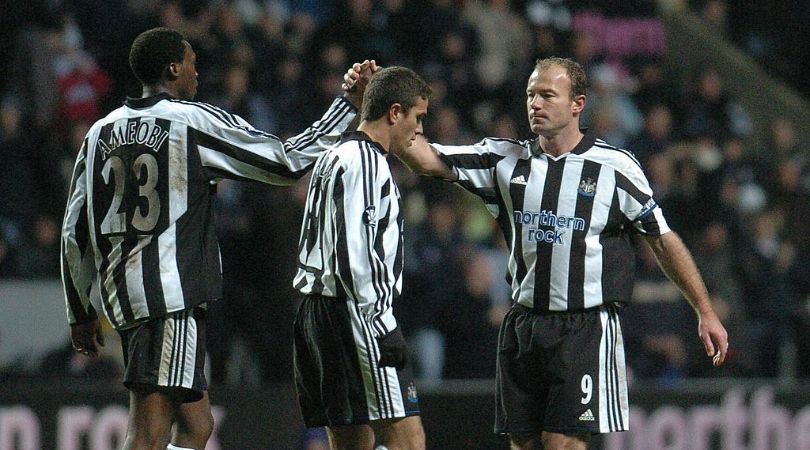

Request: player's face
left=390, top=97, right=428, bottom=155
left=174, top=41, right=198, bottom=100
left=526, top=65, right=583, bottom=137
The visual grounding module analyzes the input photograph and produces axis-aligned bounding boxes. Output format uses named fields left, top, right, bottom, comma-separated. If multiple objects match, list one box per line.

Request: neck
left=357, top=121, right=390, bottom=154
left=141, top=84, right=177, bottom=99
left=539, top=126, right=584, bottom=157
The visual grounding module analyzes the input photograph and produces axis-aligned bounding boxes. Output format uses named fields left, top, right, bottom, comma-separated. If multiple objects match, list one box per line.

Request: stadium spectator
left=401, top=195, right=468, bottom=380
left=626, top=103, right=676, bottom=167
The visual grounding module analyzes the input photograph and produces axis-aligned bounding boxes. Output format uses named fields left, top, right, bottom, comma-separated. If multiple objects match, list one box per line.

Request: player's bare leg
left=509, top=433, right=540, bottom=450
left=540, top=431, right=589, bottom=450
left=509, top=431, right=589, bottom=450
left=170, top=391, right=214, bottom=450
left=122, top=386, right=174, bottom=450
left=326, top=424, right=375, bottom=450
left=371, top=416, right=425, bottom=450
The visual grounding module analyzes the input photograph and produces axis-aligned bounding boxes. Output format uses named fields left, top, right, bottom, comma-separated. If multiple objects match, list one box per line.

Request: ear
left=572, top=94, right=586, bottom=114
left=166, top=62, right=180, bottom=81
left=387, top=103, right=402, bottom=125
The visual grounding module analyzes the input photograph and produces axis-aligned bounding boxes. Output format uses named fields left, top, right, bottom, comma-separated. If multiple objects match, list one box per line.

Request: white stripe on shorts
left=158, top=310, right=198, bottom=389
left=598, top=305, right=629, bottom=432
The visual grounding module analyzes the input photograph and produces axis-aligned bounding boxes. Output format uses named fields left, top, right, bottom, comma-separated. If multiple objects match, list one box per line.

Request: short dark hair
left=535, top=57, right=588, bottom=99
left=129, top=27, right=186, bottom=85
left=361, top=66, right=431, bottom=121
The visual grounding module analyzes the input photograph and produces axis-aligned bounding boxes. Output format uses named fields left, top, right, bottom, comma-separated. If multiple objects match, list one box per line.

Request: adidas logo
left=579, top=409, right=595, bottom=421
left=510, top=175, right=528, bottom=185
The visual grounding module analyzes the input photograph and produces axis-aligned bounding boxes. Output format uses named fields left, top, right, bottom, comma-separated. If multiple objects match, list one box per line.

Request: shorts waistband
left=512, top=302, right=619, bottom=315
left=304, top=293, right=345, bottom=302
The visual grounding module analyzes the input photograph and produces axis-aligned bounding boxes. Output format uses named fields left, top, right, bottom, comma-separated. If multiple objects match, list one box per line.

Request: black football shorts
left=118, top=306, right=208, bottom=402
left=495, top=303, right=629, bottom=435
left=293, top=294, right=420, bottom=428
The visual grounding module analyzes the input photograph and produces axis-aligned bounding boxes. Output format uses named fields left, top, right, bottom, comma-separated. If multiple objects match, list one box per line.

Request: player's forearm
left=397, top=135, right=457, bottom=180
left=645, top=232, right=715, bottom=317
left=348, top=271, right=399, bottom=338
left=211, top=96, right=354, bottom=185
left=369, top=301, right=399, bottom=338
left=347, top=250, right=399, bottom=337
left=280, top=97, right=356, bottom=168
left=61, top=238, right=98, bottom=324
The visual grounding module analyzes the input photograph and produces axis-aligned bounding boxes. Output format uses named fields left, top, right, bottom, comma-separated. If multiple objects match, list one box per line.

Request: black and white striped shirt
left=434, top=130, right=670, bottom=312
left=61, top=93, right=356, bottom=329
left=294, top=131, right=403, bottom=338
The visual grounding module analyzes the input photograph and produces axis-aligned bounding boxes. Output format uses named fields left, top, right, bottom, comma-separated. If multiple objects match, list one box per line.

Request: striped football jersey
left=433, top=130, right=670, bottom=311
left=61, top=93, right=355, bottom=329
left=294, top=131, right=403, bottom=338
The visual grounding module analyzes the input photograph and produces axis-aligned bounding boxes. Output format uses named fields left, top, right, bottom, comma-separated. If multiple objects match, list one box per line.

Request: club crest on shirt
left=407, top=382, right=418, bottom=403
left=578, top=178, right=597, bottom=197
left=363, top=205, right=377, bottom=226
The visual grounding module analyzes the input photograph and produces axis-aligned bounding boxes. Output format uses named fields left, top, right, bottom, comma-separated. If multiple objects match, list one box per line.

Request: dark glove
left=377, top=327, right=408, bottom=370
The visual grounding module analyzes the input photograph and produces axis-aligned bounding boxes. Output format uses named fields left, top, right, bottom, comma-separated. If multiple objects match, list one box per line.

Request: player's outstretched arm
left=396, top=134, right=457, bottom=180
left=643, top=231, right=729, bottom=367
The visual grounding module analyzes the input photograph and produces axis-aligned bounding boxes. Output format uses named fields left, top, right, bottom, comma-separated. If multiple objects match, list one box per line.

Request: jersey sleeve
left=432, top=139, right=506, bottom=208
left=190, top=96, right=356, bottom=185
left=334, top=149, right=398, bottom=338
left=615, top=160, right=671, bottom=236
left=61, top=138, right=98, bottom=325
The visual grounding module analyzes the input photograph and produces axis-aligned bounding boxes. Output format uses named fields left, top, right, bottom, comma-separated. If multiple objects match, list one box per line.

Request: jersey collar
left=571, top=128, right=596, bottom=155
left=340, top=131, right=386, bottom=154
left=125, top=93, right=174, bottom=109
left=530, top=128, right=595, bottom=157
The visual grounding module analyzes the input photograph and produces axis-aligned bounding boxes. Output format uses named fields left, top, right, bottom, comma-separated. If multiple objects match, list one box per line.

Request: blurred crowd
left=1, top=0, right=809, bottom=389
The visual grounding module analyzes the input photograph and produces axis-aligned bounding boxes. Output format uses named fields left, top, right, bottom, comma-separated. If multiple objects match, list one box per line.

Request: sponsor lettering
left=605, top=388, right=810, bottom=450
left=0, top=405, right=225, bottom=450
left=513, top=209, right=585, bottom=244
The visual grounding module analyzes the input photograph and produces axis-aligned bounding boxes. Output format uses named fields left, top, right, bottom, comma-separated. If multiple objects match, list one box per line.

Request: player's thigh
left=325, top=423, right=375, bottom=450
left=173, top=391, right=214, bottom=439
left=508, top=432, right=541, bottom=450
left=370, top=416, right=425, bottom=450
left=540, top=430, right=590, bottom=450
left=127, top=385, right=175, bottom=444
left=508, top=431, right=589, bottom=450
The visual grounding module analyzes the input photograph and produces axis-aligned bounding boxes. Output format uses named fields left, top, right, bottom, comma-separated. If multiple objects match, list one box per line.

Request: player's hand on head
left=341, top=60, right=376, bottom=92
left=377, top=327, right=407, bottom=370
left=342, top=59, right=380, bottom=110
